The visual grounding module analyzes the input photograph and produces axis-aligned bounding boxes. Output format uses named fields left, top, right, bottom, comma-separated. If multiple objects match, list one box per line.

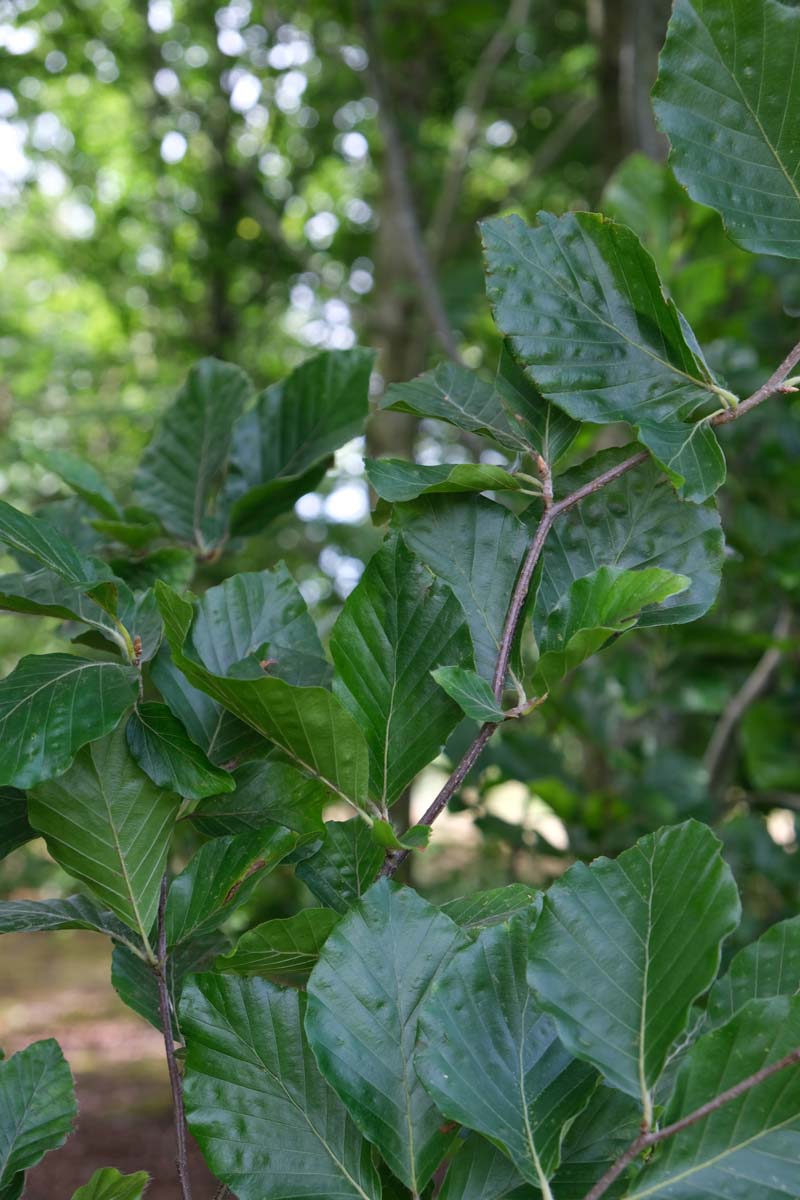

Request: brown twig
left=357, top=0, right=461, bottom=361
left=156, top=873, right=193, bottom=1200
left=582, top=1042, right=800, bottom=1200
left=381, top=337, right=800, bottom=877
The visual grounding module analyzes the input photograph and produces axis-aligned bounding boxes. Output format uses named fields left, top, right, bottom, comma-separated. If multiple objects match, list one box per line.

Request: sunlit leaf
left=70, top=1167, right=150, bottom=1200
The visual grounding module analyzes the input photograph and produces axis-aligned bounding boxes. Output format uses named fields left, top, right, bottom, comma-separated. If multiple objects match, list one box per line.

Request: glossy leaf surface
left=0, top=1040, right=76, bottom=1188
left=706, top=914, right=800, bottom=1029
left=218, top=908, right=339, bottom=975
left=295, top=819, right=384, bottom=913
left=126, top=702, right=235, bottom=800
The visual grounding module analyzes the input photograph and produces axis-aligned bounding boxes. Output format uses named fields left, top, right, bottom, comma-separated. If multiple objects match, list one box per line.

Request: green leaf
left=432, top=666, right=506, bottom=724
left=382, top=361, right=533, bottom=454
left=91, top=518, right=161, bottom=549
left=182, top=973, right=382, bottom=1200
left=306, top=878, right=471, bottom=1191
left=0, top=499, right=105, bottom=585
left=416, top=911, right=597, bottom=1189
left=156, top=582, right=372, bottom=812
left=133, top=357, right=252, bottom=548
left=494, top=342, right=580, bottom=466
left=111, top=547, right=195, bottom=592
left=126, top=702, right=235, bottom=800
left=653, top=0, right=800, bottom=260
left=112, top=932, right=226, bottom=1034
left=533, top=566, right=690, bottom=689
left=295, top=819, right=384, bottom=913
left=0, top=788, right=33, bottom=862
left=370, top=818, right=431, bottom=851
left=393, top=495, right=530, bottom=680
left=527, top=820, right=740, bottom=1121
left=225, top=348, right=374, bottom=536
left=165, top=826, right=298, bottom=946
left=366, top=459, right=522, bottom=504
left=185, top=565, right=330, bottom=687
left=626, top=996, right=800, bottom=1199
left=0, top=569, right=120, bottom=641
left=218, top=908, right=340, bottom=976
left=330, top=535, right=473, bottom=808
left=190, top=759, right=328, bottom=840
left=23, top=447, right=120, bottom=519
left=438, top=1137, right=537, bottom=1200
left=706, top=914, right=800, bottom=1029
left=534, top=447, right=725, bottom=630
left=482, top=212, right=730, bottom=501
left=0, top=895, right=144, bottom=955
left=442, top=884, right=539, bottom=930
left=0, top=1039, right=77, bottom=1187
left=71, top=1167, right=150, bottom=1200
left=0, top=654, right=139, bottom=789
left=28, top=728, right=180, bottom=950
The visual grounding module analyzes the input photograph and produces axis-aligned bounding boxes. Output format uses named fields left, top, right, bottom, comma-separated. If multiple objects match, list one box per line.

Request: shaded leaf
left=654, top=0, right=800, bottom=260
left=366, top=459, right=522, bottom=504
left=111, top=547, right=195, bottom=592
left=442, top=884, right=539, bottom=931
left=534, top=448, right=725, bottom=630
left=331, top=536, right=473, bottom=807
left=0, top=499, right=105, bottom=586
left=91, top=518, right=161, bottom=549
left=218, top=908, right=340, bottom=976
left=156, top=582, right=372, bottom=812
left=482, top=212, right=730, bottom=500
left=417, top=911, right=597, bottom=1188
left=0, top=1039, right=77, bottom=1187
left=133, top=358, right=252, bottom=548
left=306, top=878, right=470, bottom=1191
left=0, top=895, right=144, bottom=955
left=28, top=728, right=180, bottom=948
left=23, top=447, right=119, bottom=519
left=527, top=820, right=740, bottom=1119
left=295, top=819, right=384, bottom=913
left=438, top=1137, right=538, bottom=1200
left=0, top=569, right=119, bottom=641
left=225, top=348, right=374, bottom=536
left=533, top=566, right=690, bottom=689
left=71, top=1167, right=150, bottom=1200
left=182, top=974, right=382, bottom=1199
left=165, top=826, right=298, bottom=946
left=494, top=341, right=579, bottom=466
left=190, top=758, right=328, bottom=841
left=0, top=654, right=138, bottom=789
left=432, top=666, right=506, bottom=724
left=126, top=702, right=235, bottom=800
left=706, top=914, right=800, bottom=1029
left=393, top=495, right=530, bottom=680
left=626, top=996, right=800, bottom=1198
left=111, top=932, right=226, bottom=1035
left=0, top=788, right=33, bottom=862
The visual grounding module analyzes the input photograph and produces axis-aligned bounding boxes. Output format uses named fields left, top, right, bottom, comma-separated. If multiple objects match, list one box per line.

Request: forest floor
left=1, top=931, right=217, bottom=1199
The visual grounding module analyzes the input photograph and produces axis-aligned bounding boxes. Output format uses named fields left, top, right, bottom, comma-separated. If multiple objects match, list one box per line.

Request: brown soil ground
left=1, top=931, right=218, bottom=1199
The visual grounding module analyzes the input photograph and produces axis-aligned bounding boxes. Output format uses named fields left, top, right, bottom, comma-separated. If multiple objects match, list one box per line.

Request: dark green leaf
left=225, top=348, right=374, bottom=536
left=534, top=448, right=725, bottom=629
left=542, top=1086, right=641, bottom=1199
left=0, top=569, right=120, bottom=642
left=0, top=788, right=33, bottom=862
left=417, top=911, right=596, bottom=1188
left=533, top=566, right=690, bottom=689
left=71, top=1167, right=150, bottom=1200
left=330, top=536, right=473, bottom=808
left=494, top=343, right=580, bottom=466
left=432, top=666, right=506, bottom=723
left=0, top=1039, right=77, bottom=1187
left=742, top=699, right=800, bottom=791
left=706, top=914, right=800, bottom=1029
left=442, top=884, right=539, bottom=930
left=165, top=826, right=298, bottom=946
left=295, top=819, right=384, bottom=913
left=218, top=908, right=340, bottom=976
left=528, top=820, right=740, bottom=1121
left=111, top=547, right=195, bottom=592
left=654, top=0, right=800, bottom=260
left=0, top=895, right=144, bottom=955
left=0, top=654, right=138, bottom=789
left=112, top=931, right=226, bottom=1035
left=156, top=582, right=372, bottom=812
left=370, top=818, right=431, bottom=851
left=482, top=213, right=731, bottom=500
left=438, top=1137, right=538, bottom=1200
left=182, top=974, right=382, bottom=1199
left=91, top=518, right=161, bottom=549
left=126, top=702, right=235, bottom=800
left=627, top=996, right=800, bottom=1198
left=0, top=498, right=104, bottom=585
left=366, top=459, right=522, bottom=504
left=191, top=759, right=328, bottom=840
left=28, top=728, right=180, bottom=949
left=133, top=357, right=252, bottom=548
left=305, top=878, right=471, bottom=1191
left=393, top=496, right=530, bottom=680
left=186, top=565, right=329, bottom=687
left=23, top=447, right=120, bottom=519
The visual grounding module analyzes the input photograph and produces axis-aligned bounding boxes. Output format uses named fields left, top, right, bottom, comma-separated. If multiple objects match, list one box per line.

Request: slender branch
left=356, top=0, right=461, bottom=361
left=582, top=1042, right=800, bottom=1200
left=713, top=337, right=800, bottom=425
left=156, top=873, right=193, bottom=1200
left=427, top=0, right=532, bottom=262
left=704, top=605, right=792, bottom=787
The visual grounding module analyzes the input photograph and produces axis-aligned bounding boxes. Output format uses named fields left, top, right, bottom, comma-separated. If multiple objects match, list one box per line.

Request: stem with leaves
left=156, top=873, right=193, bottom=1200
left=382, top=337, right=800, bottom=878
